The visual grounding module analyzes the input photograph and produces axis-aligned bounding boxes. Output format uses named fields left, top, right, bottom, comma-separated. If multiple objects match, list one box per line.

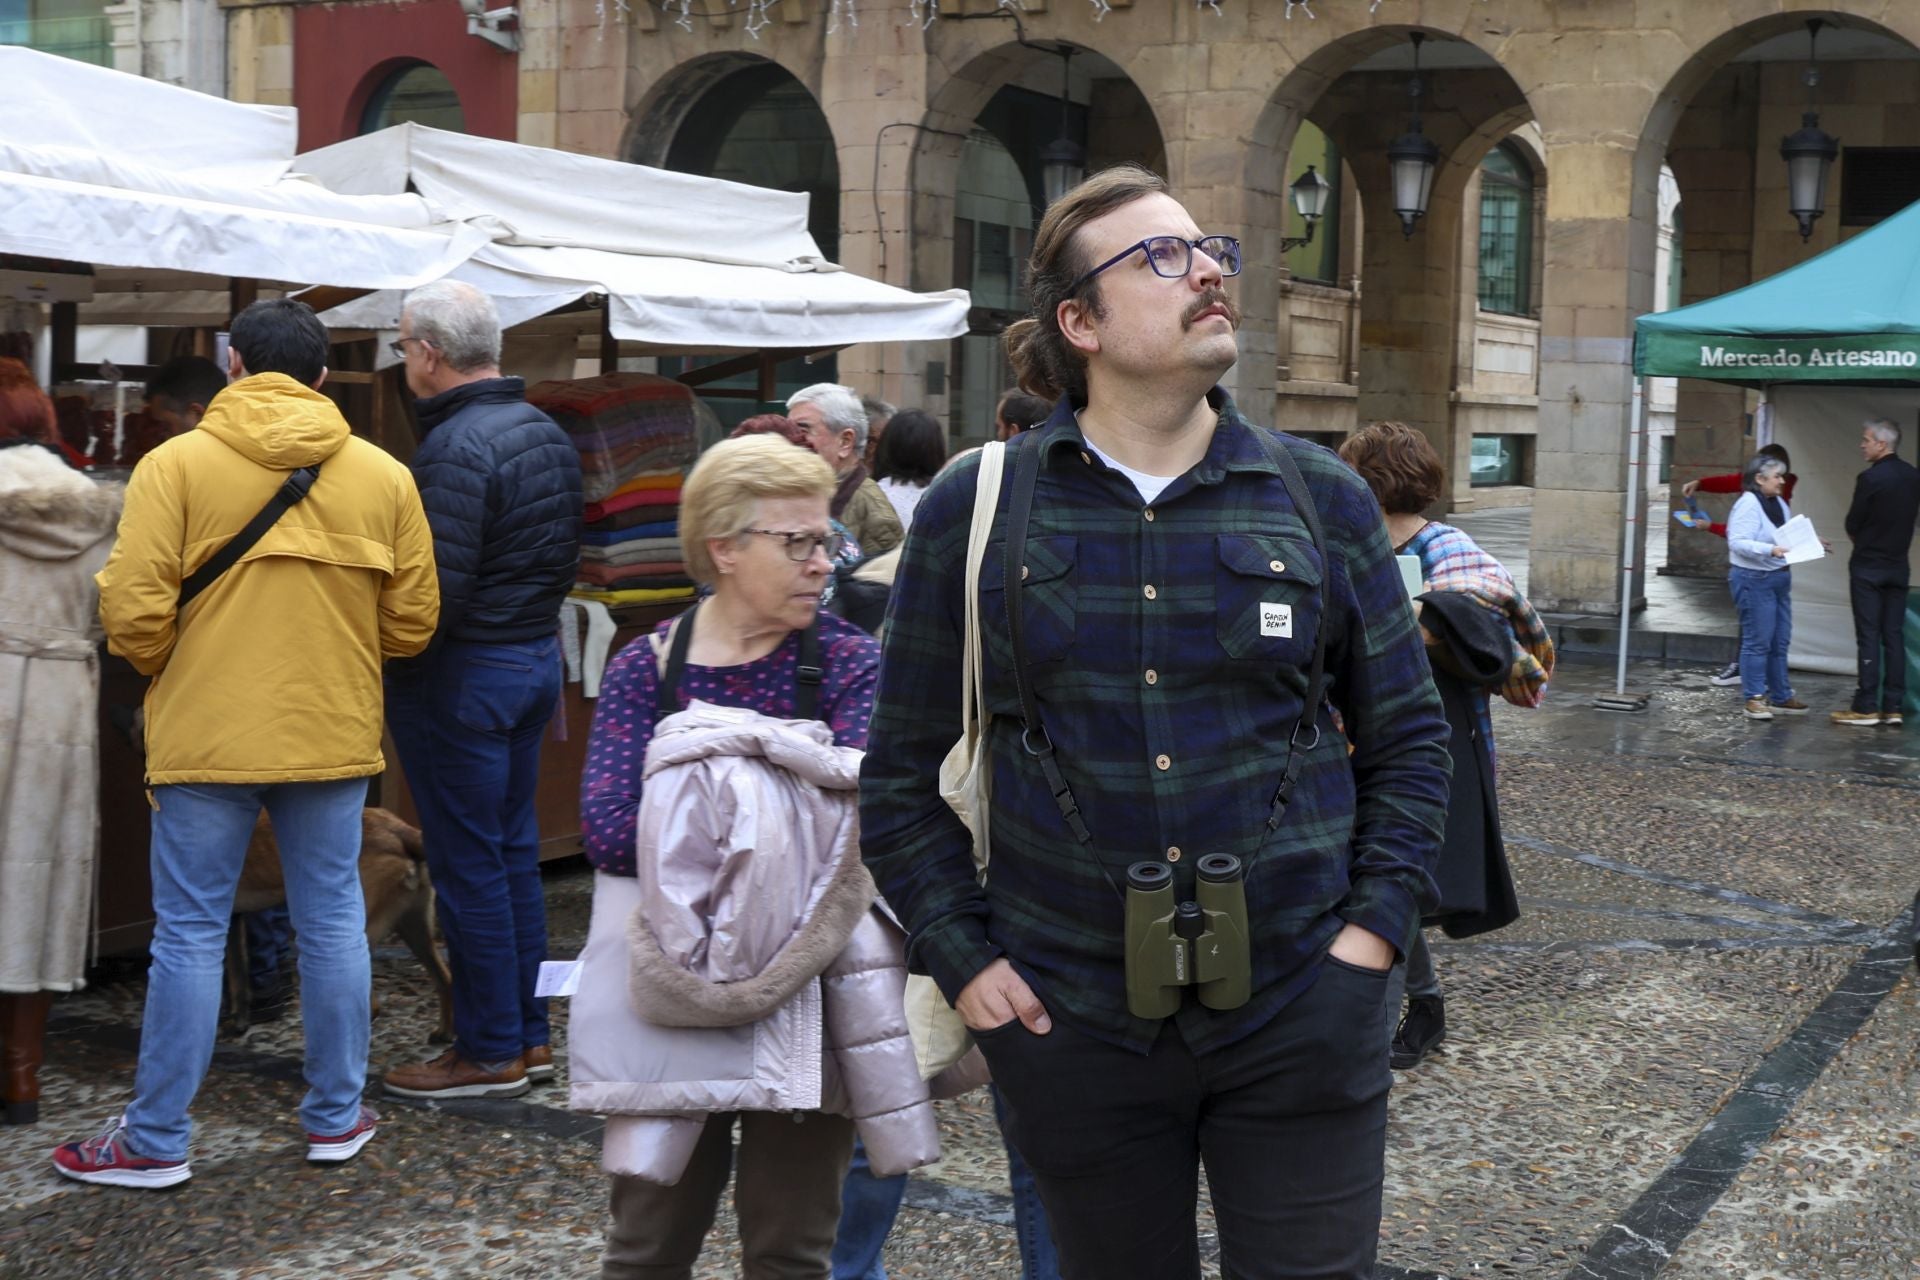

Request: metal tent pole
left=1596, top=375, right=1653, bottom=711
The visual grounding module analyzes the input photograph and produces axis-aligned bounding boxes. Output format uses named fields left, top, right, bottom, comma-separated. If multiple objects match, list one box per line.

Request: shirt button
left=1143, top=584, right=1157, bottom=600
left=1144, top=669, right=1158, bottom=685
left=1080, top=451, right=1092, bottom=465
left=1155, top=753, right=1171, bottom=771
left=1269, top=559, right=1285, bottom=573
left=1143, top=508, right=1156, bottom=523
left=1021, top=564, right=1030, bottom=581
left=1166, top=846, right=1182, bottom=862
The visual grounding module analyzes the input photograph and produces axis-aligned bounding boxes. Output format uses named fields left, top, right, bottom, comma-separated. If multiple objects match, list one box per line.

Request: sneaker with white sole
left=1769, top=698, right=1810, bottom=716
left=306, top=1103, right=378, bottom=1164
left=51, top=1115, right=191, bottom=1189
left=1744, top=698, right=1774, bottom=721
left=1709, top=663, right=1742, bottom=687
left=1830, top=709, right=1882, bottom=727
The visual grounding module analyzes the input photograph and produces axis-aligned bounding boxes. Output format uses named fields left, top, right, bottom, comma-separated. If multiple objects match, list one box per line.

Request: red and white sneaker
left=51, top=1115, right=191, bottom=1189
left=306, top=1103, right=378, bottom=1164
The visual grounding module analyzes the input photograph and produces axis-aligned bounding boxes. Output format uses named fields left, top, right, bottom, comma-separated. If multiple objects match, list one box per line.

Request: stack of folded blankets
left=529, top=373, right=714, bottom=610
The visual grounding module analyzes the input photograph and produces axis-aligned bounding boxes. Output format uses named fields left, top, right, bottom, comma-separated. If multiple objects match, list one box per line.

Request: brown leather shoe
left=382, top=1049, right=529, bottom=1100
left=522, top=1045, right=554, bottom=1084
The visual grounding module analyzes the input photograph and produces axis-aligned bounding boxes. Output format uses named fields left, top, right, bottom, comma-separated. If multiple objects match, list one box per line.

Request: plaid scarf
left=1404, top=522, right=1554, bottom=710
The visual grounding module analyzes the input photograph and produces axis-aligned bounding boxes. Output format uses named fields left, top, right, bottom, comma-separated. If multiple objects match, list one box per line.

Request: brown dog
left=222, top=807, right=456, bottom=1044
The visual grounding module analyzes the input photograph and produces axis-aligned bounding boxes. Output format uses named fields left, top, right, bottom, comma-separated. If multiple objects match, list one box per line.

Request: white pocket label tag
left=1260, top=602, right=1294, bottom=638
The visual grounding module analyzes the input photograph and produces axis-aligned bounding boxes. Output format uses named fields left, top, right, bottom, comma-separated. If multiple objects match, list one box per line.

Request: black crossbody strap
left=178, top=463, right=322, bottom=610
left=1002, top=434, right=1093, bottom=845
left=1258, top=430, right=1331, bottom=831
left=655, top=599, right=823, bottom=722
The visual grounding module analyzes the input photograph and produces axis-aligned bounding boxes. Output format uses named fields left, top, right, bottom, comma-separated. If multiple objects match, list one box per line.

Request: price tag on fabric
left=535, top=960, right=583, bottom=998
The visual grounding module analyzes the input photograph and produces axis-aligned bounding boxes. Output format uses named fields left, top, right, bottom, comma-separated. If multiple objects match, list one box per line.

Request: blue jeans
left=385, top=637, right=560, bottom=1063
left=124, top=779, right=370, bottom=1162
left=1730, top=567, right=1794, bottom=702
left=831, top=1086, right=1060, bottom=1280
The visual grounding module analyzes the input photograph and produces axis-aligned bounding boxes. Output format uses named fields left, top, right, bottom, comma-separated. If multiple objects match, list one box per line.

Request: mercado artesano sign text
left=1637, top=331, right=1920, bottom=381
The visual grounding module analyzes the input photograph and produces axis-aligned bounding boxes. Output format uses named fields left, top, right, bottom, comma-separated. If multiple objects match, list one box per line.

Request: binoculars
left=1123, top=854, right=1251, bottom=1020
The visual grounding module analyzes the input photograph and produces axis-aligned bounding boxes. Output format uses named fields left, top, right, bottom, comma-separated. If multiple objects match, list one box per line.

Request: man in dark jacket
left=1833, top=418, right=1920, bottom=728
left=381, top=280, right=583, bottom=1098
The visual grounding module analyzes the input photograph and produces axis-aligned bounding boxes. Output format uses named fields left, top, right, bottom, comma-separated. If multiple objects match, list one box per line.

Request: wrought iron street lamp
left=1280, top=164, right=1332, bottom=252
left=1386, top=32, right=1439, bottom=238
left=1780, top=18, right=1840, bottom=242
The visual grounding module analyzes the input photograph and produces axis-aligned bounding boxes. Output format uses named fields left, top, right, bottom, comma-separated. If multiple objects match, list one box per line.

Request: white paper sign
left=1773, top=514, right=1825, bottom=565
left=535, top=959, right=583, bottom=998
left=1260, top=602, right=1294, bottom=638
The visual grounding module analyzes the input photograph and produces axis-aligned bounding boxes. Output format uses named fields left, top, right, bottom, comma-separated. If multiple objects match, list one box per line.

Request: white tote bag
left=906, top=440, right=1005, bottom=1080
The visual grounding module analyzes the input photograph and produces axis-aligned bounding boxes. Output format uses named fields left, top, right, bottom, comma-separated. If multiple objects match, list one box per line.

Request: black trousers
left=1849, top=571, right=1909, bottom=714
left=976, top=958, right=1393, bottom=1280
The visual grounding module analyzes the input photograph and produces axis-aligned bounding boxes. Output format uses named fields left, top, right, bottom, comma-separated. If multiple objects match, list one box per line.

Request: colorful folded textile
left=570, top=585, right=699, bottom=606
left=576, top=559, right=689, bottom=586
left=579, top=538, right=681, bottom=562
left=585, top=504, right=679, bottom=533
left=529, top=373, right=706, bottom=503
left=602, top=472, right=682, bottom=498
left=583, top=521, right=677, bottom=546
left=584, top=488, right=682, bottom=523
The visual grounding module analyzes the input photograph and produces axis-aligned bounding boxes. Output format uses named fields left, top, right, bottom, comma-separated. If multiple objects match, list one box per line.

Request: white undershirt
left=1083, top=436, right=1180, bottom=504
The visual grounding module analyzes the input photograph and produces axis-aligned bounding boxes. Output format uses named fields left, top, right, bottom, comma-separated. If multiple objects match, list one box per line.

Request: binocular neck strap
left=1259, top=431, right=1330, bottom=832
left=1004, top=433, right=1094, bottom=846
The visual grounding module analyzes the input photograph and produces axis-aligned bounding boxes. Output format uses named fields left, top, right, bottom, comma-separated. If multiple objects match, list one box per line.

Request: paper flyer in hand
left=1773, top=514, right=1824, bottom=564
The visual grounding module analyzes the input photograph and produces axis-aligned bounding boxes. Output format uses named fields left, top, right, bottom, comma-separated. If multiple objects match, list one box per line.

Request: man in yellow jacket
left=52, top=299, right=439, bottom=1189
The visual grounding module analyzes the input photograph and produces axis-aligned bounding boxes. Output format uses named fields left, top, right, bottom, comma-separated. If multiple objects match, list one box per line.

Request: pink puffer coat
left=568, top=700, right=940, bottom=1185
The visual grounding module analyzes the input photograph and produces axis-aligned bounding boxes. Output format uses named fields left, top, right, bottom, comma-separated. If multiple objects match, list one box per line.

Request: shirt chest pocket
left=981, top=535, right=1078, bottom=672
left=1215, top=534, right=1323, bottom=665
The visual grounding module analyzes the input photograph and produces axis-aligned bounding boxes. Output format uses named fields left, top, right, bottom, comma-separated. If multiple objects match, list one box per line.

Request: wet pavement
left=3, top=655, right=1917, bottom=1279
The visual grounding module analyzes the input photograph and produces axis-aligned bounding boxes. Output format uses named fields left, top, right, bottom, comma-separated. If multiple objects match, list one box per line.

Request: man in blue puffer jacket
left=380, top=280, right=583, bottom=1101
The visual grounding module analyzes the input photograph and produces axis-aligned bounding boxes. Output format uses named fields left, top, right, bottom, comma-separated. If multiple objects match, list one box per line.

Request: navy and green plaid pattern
left=861, top=391, right=1450, bottom=1055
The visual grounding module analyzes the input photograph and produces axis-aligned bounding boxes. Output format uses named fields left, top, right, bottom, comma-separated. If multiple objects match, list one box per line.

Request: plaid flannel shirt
left=860, top=390, right=1450, bottom=1055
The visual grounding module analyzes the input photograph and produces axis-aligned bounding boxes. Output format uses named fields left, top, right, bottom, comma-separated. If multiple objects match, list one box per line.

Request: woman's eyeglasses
left=743, top=529, right=846, bottom=562
left=1066, top=235, right=1242, bottom=297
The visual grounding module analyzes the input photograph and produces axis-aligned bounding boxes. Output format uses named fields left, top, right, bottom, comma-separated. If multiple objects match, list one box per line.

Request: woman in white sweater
left=1724, top=454, right=1807, bottom=721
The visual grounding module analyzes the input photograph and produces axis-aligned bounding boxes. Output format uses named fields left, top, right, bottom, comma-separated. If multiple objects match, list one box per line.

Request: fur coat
left=568, top=701, right=940, bottom=1185
left=0, top=445, right=121, bottom=992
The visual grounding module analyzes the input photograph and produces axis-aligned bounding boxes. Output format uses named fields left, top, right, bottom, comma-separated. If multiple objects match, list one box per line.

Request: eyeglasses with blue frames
left=1066, top=235, right=1242, bottom=297
left=743, top=528, right=846, bottom=562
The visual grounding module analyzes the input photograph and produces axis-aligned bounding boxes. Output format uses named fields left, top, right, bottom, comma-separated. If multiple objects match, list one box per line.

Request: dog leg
left=392, top=890, right=455, bottom=1045
left=221, top=917, right=251, bottom=1040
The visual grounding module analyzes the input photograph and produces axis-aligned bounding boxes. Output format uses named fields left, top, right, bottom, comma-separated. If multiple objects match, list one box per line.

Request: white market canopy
left=294, top=125, right=973, bottom=354
left=0, top=48, right=489, bottom=292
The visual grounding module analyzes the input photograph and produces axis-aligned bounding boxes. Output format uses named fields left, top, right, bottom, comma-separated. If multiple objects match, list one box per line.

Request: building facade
left=82, top=0, right=1920, bottom=613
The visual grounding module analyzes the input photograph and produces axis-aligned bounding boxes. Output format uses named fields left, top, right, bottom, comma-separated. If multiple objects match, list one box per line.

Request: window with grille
left=1477, top=144, right=1534, bottom=317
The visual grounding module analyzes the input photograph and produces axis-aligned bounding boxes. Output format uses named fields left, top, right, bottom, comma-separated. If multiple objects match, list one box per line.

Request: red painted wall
left=293, top=0, right=517, bottom=151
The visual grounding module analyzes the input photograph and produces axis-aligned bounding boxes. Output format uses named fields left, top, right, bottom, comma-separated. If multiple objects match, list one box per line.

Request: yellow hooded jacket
left=97, top=373, right=439, bottom=784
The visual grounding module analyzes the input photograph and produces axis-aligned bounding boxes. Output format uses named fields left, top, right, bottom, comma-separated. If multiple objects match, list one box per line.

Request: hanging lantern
left=1282, top=164, right=1333, bottom=250
left=1387, top=33, right=1438, bottom=238
left=1781, top=20, right=1839, bottom=242
left=1041, top=45, right=1086, bottom=206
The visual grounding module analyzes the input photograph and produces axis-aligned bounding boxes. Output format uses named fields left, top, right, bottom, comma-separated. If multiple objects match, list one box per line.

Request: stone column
left=824, top=0, right=939, bottom=417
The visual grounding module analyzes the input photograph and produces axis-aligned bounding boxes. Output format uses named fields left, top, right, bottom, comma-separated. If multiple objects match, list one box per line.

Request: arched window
left=1477, top=143, right=1534, bottom=316
left=360, top=63, right=465, bottom=135
left=952, top=128, right=1036, bottom=442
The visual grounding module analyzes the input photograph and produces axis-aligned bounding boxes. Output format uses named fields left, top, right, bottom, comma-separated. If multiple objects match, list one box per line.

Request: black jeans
left=976, top=958, right=1393, bottom=1280
left=1849, top=571, right=1909, bottom=714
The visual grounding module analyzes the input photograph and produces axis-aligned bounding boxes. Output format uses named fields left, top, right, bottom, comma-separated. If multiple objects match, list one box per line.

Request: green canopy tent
left=1631, top=200, right=1920, bottom=713
left=1636, top=195, right=1920, bottom=386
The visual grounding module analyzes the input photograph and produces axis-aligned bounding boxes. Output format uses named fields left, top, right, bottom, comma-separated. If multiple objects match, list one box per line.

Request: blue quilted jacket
left=402, top=377, right=582, bottom=653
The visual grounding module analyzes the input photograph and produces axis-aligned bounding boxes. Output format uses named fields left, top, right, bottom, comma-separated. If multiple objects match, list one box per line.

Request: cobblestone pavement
left=2, top=656, right=1916, bottom=1279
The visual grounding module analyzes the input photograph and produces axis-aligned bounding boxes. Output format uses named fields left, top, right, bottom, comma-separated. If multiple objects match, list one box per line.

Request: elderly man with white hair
left=787, top=382, right=904, bottom=555
left=381, top=280, right=584, bottom=1098
left=1834, top=417, right=1920, bottom=728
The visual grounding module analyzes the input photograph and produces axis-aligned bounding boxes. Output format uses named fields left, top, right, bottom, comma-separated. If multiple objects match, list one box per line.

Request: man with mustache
left=861, top=166, right=1451, bottom=1278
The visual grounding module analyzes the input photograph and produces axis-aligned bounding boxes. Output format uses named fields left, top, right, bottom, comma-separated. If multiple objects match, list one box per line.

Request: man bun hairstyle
left=1004, top=164, right=1170, bottom=403
left=229, top=299, right=330, bottom=387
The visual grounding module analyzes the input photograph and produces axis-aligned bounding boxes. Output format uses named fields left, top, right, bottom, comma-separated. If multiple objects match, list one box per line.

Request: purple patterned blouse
left=580, top=608, right=882, bottom=876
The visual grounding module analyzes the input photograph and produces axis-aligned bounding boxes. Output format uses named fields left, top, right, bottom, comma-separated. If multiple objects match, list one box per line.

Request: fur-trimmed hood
left=0, top=445, right=121, bottom=561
